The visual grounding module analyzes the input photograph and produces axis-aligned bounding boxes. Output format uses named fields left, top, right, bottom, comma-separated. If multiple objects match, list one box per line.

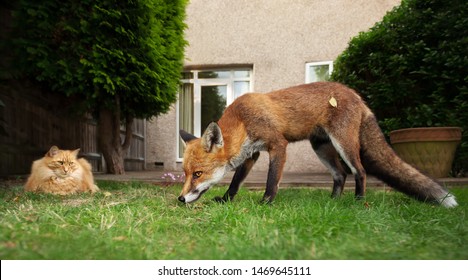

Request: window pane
left=181, top=72, right=193, bottom=79
left=233, top=81, right=250, bottom=99
left=308, top=64, right=330, bottom=82
left=201, top=85, right=227, bottom=133
left=198, top=71, right=230, bottom=79
left=178, top=83, right=194, bottom=158
left=234, top=70, right=250, bottom=78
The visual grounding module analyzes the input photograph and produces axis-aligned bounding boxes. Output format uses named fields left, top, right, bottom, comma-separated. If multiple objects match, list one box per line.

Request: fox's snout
left=177, top=174, right=201, bottom=203
left=177, top=167, right=227, bottom=203
left=177, top=179, right=197, bottom=204
left=177, top=184, right=209, bottom=204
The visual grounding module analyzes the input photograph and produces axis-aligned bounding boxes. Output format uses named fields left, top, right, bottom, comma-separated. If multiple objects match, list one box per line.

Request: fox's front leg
left=262, top=140, right=287, bottom=203
left=215, top=152, right=260, bottom=203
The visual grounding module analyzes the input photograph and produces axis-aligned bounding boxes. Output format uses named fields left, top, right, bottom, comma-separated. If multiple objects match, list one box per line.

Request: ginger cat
left=25, top=146, right=99, bottom=195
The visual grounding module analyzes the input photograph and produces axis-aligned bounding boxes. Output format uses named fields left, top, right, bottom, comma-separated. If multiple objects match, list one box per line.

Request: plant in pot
left=331, top=0, right=467, bottom=177
left=385, top=105, right=463, bottom=178
left=374, top=107, right=463, bottom=178
left=389, top=127, right=462, bottom=178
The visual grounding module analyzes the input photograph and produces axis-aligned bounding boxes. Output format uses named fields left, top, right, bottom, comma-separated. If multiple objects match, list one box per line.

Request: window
left=177, top=69, right=253, bottom=160
left=305, top=61, right=333, bottom=83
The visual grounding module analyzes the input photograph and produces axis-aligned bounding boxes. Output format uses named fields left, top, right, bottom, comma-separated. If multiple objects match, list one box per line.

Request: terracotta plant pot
left=389, top=127, right=462, bottom=178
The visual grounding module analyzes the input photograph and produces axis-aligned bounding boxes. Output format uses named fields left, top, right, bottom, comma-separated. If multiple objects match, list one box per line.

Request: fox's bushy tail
left=359, top=115, right=458, bottom=208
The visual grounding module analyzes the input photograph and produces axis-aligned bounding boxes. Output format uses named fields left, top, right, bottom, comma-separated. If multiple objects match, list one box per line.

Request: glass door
left=200, top=85, right=227, bottom=134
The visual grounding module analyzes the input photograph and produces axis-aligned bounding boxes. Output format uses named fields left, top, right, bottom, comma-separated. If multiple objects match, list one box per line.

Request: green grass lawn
left=0, top=181, right=466, bottom=260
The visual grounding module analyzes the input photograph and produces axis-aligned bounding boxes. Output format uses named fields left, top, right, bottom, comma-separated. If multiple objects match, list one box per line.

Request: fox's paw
left=354, top=195, right=365, bottom=200
left=213, top=196, right=228, bottom=203
left=259, top=198, right=274, bottom=205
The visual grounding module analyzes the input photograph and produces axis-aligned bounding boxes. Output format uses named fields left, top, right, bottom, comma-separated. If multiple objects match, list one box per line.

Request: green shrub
left=331, top=0, right=468, bottom=175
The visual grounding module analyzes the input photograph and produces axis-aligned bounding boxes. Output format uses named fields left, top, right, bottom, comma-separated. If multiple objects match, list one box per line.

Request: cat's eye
left=193, top=171, right=203, bottom=179
left=58, top=161, right=64, bottom=165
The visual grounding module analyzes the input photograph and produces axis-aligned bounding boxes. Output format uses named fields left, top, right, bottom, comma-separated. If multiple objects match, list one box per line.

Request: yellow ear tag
left=329, top=97, right=337, bottom=108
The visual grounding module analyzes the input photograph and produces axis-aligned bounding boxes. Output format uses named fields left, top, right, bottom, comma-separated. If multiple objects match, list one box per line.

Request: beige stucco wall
left=146, top=0, right=401, bottom=172
left=146, top=106, right=178, bottom=170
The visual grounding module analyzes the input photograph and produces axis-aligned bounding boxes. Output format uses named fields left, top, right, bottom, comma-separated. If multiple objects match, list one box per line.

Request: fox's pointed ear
left=180, top=130, right=198, bottom=145
left=201, top=122, right=224, bottom=153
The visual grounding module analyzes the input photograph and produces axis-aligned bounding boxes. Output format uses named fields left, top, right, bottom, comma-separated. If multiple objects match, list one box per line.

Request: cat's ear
left=71, top=148, right=80, bottom=158
left=46, top=146, right=60, bottom=157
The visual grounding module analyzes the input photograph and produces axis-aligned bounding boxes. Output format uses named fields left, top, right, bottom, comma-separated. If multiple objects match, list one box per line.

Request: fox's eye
left=193, top=171, right=203, bottom=179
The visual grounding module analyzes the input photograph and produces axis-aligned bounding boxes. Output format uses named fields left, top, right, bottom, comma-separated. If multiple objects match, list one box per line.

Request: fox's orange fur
left=25, top=146, right=99, bottom=195
left=179, top=82, right=457, bottom=207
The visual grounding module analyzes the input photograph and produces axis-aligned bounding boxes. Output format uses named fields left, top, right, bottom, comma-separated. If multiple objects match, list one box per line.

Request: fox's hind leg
left=310, top=136, right=347, bottom=198
left=215, top=152, right=260, bottom=203
left=327, top=131, right=367, bottom=199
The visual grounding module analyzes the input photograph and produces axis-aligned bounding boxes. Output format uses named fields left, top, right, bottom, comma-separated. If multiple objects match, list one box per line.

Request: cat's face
left=44, top=146, right=80, bottom=178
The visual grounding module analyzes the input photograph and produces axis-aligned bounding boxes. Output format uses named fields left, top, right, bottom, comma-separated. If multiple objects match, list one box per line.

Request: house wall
left=146, top=0, right=401, bottom=172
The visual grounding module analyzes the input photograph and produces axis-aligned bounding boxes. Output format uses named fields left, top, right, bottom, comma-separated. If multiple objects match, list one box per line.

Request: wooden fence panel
left=123, top=119, right=146, bottom=171
left=1, top=82, right=146, bottom=176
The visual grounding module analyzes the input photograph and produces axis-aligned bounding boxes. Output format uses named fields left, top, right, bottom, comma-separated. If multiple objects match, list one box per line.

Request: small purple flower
left=161, top=172, right=185, bottom=183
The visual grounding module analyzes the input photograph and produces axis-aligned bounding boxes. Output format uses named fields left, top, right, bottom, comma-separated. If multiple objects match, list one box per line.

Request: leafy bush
left=331, top=0, right=468, bottom=175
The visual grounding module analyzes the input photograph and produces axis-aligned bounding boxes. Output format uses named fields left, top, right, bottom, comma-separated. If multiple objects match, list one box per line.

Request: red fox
left=179, top=82, right=457, bottom=207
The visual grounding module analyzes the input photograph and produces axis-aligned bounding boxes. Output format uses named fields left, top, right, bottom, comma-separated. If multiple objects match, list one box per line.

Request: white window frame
left=305, top=61, right=334, bottom=83
left=176, top=69, right=253, bottom=161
